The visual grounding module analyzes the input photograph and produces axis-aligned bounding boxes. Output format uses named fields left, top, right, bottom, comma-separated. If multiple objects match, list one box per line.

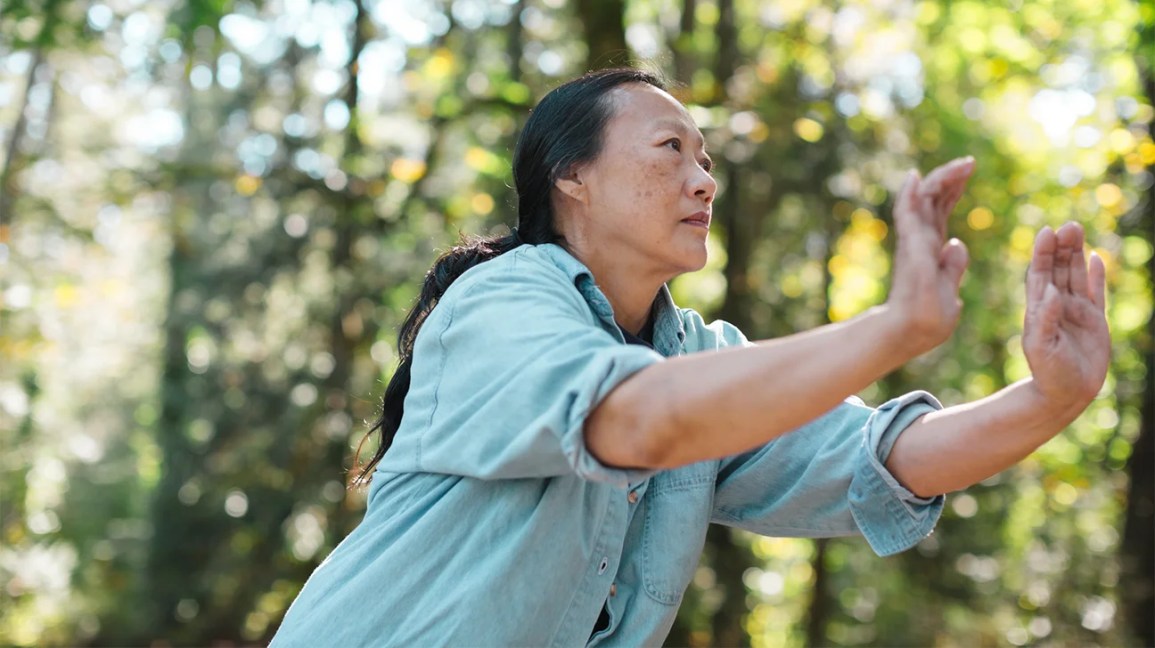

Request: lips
left=681, top=211, right=711, bottom=228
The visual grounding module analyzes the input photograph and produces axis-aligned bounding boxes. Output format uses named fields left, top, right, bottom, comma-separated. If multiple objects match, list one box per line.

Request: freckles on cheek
left=633, top=159, right=673, bottom=200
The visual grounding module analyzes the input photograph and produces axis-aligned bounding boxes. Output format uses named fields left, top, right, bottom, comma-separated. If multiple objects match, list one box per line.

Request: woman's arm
left=884, top=222, right=1109, bottom=497
left=586, top=158, right=978, bottom=469
left=587, top=305, right=914, bottom=468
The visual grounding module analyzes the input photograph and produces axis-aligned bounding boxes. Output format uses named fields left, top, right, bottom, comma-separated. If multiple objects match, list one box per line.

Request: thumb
left=941, top=238, right=969, bottom=290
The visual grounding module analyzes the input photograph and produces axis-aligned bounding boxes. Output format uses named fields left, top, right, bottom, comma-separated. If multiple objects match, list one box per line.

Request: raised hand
left=886, top=157, right=976, bottom=353
left=1023, top=223, right=1110, bottom=408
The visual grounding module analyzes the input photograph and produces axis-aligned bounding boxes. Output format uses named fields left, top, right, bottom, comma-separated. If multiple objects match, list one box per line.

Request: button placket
left=597, top=557, right=609, bottom=575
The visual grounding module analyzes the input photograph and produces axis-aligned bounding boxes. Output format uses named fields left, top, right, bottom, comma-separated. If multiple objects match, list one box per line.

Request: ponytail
left=351, top=231, right=524, bottom=486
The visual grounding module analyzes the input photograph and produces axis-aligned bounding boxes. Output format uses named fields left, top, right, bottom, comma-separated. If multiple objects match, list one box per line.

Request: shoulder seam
left=417, top=281, right=464, bottom=472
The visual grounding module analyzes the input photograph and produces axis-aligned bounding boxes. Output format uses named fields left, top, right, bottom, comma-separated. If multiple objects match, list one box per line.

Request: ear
left=554, top=166, right=588, bottom=204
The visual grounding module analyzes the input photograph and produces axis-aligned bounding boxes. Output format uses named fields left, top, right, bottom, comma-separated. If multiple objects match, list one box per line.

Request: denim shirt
left=271, top=243, right=944, bottom=647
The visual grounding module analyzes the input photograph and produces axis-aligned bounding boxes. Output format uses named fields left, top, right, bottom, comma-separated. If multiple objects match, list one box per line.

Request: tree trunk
left=705, top=526, right=751, bottom=647
left=507, top=0, right=525, bottom=82
left=716, top=162, right=753, bottom=330
left=325, top=0, right=373, bottom=525
left=672, top=0, right=697, bottom=86
left=575, top=0, right=629, bottom=71
left=805, top=539, right=830, bottom=646
left=698, top=4, right=760, bottom=640
left=712, top=0, right=737, bottom=103
left=143, top=58, right=218, bottom=643
left=1119, top=66, right=1154, bottom=648
left=0, top=47, right=45, bottom=225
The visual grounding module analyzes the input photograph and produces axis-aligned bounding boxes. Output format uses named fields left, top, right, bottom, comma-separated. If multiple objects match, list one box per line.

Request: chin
left=672, top=245, right=709, bottom=275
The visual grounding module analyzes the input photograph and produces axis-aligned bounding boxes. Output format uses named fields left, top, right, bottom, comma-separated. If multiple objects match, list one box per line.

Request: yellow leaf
left=235, top=175, right=261, bottom=197
left=1094, top=183, right=1123, bottom=208
left=464, top=147, right=505, bottom=175
left=424, top=48, right=455, bottom=80
left=1138, top=140, right=1155, bottom=165
left=1051, top=482, right=1078, bottom=507
left=470, top=192, right=494, bottom=215
left=827, top=253, right=849, bottom=279
left=54, top=284, right=78, bottom=308
left=1010, top=225, right=1035, bottom=262
left=748, top=121, right=769, bottom=144
left=793, top=118, right=824, bottom=143
left=390, top=159, right=426, bottom=184
left=780, top=273, right=803, bottom=298
left=967, top=206, right=994, bottom=231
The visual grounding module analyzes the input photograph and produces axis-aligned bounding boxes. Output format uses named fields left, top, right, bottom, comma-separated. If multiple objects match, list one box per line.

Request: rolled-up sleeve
left=848, top=391, right=944, bottom=555
left=711, top=391, right=944, bottom=557
left=383, top=256, right=663, bottom=487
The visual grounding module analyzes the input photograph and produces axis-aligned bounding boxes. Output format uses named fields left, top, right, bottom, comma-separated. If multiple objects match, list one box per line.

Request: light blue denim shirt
left=271, top=243, right=944, bottom=647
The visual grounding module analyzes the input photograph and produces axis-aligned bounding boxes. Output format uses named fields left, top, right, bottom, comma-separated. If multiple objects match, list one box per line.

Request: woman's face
left=556, top=83, right=717, bottom=281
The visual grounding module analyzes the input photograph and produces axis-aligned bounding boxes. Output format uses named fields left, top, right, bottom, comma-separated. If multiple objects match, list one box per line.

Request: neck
left=562, top=242, right=666, bottom=336
left=595, top=267, right=661, bottom=336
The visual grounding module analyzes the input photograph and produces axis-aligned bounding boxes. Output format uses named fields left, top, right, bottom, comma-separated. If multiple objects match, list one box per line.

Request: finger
left=927, top=159, right=975, bottom=241
left=1027, top=226, right=1056, bottom=304
left=893, top=170, right=921, bottom=232
left=1053, top=222, right=1079, bottom=293
left=939, top=173, right=970, bottom=217
left=936, top=180, right=962, bottom=214
left=1034, top=282, right=1063, bottom=345
left=1065, top=223, right=1089, bottom=298
left=933, top=181, right=969, bottom=241
left=920, top=157, right=976, bottom=199
left=941, top=238, right=969, bottom=290
left=1088, top=251, right=1106, bottom=312
left=931, top=160, right=976, bottom=219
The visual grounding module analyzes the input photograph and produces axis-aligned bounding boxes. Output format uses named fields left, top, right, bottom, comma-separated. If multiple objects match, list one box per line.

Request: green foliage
left=0, top=0, right=1149, bottom=646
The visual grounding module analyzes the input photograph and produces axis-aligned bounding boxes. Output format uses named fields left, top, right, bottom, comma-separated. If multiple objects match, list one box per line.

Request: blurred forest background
left=0, top=0, right=1152, bottom=646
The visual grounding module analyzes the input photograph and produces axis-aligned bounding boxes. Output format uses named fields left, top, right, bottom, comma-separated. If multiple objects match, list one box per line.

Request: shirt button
left=627, top=491, right=638, bottom=504
left=610, top=583, right=617, bottom=597
left=598, top=557, right=609, bottom=575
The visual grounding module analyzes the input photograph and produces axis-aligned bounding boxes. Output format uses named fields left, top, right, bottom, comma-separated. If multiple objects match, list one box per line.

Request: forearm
left=884, top=378, right=1084, bottom=498
left=588, top=306, right=919, bottom=468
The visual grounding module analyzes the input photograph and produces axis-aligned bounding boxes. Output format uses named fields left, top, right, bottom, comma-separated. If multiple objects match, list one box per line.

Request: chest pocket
left=640, top=461, right=716, bottom=605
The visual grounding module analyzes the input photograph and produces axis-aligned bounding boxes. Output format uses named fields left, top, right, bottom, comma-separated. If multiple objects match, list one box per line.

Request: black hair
left=352, top=67, right=667, bottom=486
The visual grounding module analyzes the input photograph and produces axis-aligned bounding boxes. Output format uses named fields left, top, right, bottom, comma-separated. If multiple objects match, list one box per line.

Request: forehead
left=605, top=83, right=700, bottom=135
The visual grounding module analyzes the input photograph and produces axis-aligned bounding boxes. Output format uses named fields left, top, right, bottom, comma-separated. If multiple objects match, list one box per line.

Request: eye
left=664, top=138, right=682, bottom=152
left=700, top=157, right=714, bottom=173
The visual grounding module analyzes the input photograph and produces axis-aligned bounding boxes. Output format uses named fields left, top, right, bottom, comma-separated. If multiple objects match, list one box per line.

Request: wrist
left=1022, top=377, right=1090, bottom=426
left=871, top=304, right=942, bottom=360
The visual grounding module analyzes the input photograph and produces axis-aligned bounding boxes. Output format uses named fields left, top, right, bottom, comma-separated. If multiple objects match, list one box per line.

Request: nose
left=690, top=165, right=717, bottom=205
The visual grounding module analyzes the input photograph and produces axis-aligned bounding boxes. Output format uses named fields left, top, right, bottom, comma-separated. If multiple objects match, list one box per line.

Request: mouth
left=681, top=211, right=711, bottom=229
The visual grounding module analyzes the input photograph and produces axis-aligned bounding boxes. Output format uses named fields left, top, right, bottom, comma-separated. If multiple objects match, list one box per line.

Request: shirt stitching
left=417, top=283, right=460, bottom=472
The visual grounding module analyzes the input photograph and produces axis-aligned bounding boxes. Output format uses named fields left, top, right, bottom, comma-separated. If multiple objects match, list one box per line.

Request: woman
left=271, top=69, right=1109, bottom=646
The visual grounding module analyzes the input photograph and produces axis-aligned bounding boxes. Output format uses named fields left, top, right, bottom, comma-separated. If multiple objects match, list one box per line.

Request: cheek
left=633, top=157, right=679, bottom=201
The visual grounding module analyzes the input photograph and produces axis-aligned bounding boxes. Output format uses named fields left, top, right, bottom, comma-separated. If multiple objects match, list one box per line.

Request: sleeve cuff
left=849, top=390, right=945, bottom=556
left=558, top=345, right=664, bottom=488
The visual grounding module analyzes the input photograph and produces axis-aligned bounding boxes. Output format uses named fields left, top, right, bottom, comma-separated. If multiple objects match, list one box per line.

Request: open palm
left=1022, top=222, right=1110, bottom=407
left=888, top=157, right=974, bottom=353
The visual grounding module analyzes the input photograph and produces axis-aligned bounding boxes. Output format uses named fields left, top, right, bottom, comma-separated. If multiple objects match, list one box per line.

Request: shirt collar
left=535, top=243, right=687, bottom=355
